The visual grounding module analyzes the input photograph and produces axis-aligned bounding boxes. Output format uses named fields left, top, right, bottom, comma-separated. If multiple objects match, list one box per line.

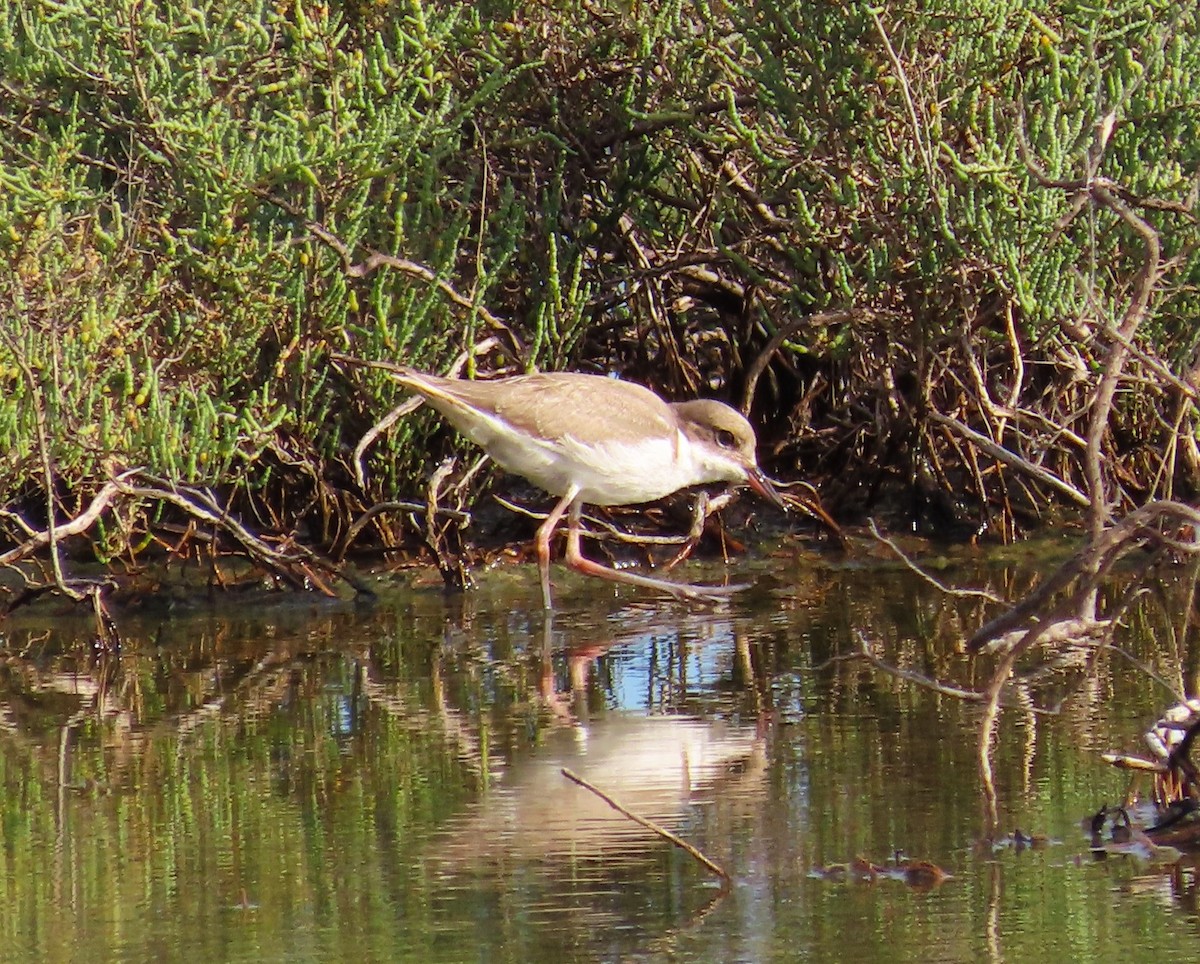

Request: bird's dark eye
left=715, top=428, right=737, bottom=449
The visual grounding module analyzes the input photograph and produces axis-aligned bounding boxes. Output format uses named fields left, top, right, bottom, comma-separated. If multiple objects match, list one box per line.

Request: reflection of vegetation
left=0, top=558, right=1197, bottom=957
left=0, top=599, right=771, bottom=958
left=0, top=613, right=477, bottom=960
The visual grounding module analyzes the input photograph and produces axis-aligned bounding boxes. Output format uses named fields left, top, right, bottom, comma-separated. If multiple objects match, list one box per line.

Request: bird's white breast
left=478, top=425, right=702, bottom=505
left=558, top=431, right=707, bottom=504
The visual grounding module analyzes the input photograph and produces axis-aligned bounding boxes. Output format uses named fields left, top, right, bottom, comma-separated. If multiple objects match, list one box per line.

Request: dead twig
left=926, top=410, right=1089, bottom=508
left=866, top=520, right=1004, bottom=603
left=561, top=767, right=730, bottom=884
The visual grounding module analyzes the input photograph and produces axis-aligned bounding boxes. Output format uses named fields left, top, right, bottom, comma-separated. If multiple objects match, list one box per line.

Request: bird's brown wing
left=497, top=374, right=675, bottom=445
left=400, top=371, right=675, bottom=446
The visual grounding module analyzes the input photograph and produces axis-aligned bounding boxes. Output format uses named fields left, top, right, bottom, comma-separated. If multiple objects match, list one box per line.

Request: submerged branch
left=561, top=767, right=731, bottom=883
left=967, top=500, right=1200, bottom=652
left=866, top=520, right=1003, bottom=602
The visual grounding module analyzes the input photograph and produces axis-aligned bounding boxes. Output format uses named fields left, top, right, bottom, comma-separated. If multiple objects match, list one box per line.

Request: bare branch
left=926, top=410, right=1090, bottom=507
left=561, top=767, right=731, bottom=883
left=968, top=500, right=1200, bottom=652
left=866, top=520, right=1004, bottom=602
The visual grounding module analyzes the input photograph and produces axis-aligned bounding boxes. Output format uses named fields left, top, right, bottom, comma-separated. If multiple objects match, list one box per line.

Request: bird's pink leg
left=535, top=487, right=578, bottom=609
left=562, top=502, right=747, bottom=602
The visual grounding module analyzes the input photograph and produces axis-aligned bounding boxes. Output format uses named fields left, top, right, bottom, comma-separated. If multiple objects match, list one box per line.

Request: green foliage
left=1, top=0, right=1199, bottom=548
left=0, top=0, right=568, bottom=516
left=688, top=0, right=1200, bottom=337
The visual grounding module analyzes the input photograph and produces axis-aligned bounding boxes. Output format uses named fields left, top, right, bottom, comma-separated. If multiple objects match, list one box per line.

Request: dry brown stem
left=560, top=767, right=731, bottom=884
left=926, top=410, right=1089, bottom=508
left=2, top=470, right=376, bottom=629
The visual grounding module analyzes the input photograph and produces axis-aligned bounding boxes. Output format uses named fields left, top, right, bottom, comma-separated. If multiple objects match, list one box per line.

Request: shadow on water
left=3, top=548, right=1200, bottom=960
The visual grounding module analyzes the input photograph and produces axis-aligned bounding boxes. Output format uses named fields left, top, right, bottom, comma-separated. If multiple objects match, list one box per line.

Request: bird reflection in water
left=429, top=613, right=768, bottom=871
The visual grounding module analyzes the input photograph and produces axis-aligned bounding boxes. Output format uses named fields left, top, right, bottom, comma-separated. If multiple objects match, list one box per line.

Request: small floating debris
left=809, top=853, right=951, bottom=890
left=989, top=828, right=1055, bottom=852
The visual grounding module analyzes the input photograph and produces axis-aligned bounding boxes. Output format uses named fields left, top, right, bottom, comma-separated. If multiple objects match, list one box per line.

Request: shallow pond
left=2, top=544, right=1200, bottom=961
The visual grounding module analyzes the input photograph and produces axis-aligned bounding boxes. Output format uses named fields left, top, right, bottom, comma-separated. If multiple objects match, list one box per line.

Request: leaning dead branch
left=1082, top=182, right=1162, bottom=539
left=968, top=500, right=1200, bottom=653
left=561, top=767, right=731, bottom=884
left=1017, top=105, right=1167, bottom=538
left=926, top=410, right=1090, bottom=508
left=969, top=502, right=1197, bottom=835
left=963, top=99, right=1181, bottom=831
left=2, top=469, right=376, bottom=629
left=112, top=474, right=375, bottom=596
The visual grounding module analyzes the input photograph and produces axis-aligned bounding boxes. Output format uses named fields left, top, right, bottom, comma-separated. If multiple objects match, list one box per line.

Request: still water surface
left=2, top=548, right=1200, bottom=961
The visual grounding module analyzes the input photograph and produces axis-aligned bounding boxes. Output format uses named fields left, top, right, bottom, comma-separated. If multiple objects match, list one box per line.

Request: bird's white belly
left=488, top=432, right=697, bottom=506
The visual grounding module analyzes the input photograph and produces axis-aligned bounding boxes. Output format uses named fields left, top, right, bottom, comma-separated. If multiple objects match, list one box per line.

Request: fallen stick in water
left=560, top=767, right=730, bottom=884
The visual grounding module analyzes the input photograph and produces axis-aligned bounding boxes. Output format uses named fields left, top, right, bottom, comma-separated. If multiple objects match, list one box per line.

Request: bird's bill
left=746, top=466, right=787, bottom=509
